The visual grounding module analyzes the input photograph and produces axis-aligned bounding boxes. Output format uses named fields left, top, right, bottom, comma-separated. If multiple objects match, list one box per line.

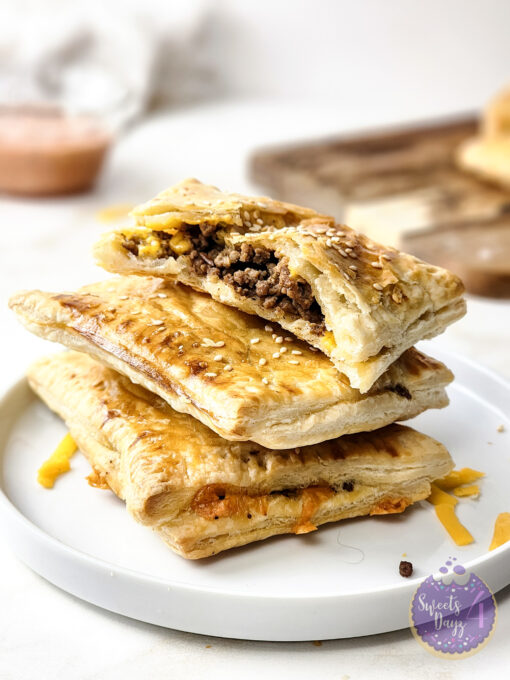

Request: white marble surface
left=0, top=100, right=509, bottom=679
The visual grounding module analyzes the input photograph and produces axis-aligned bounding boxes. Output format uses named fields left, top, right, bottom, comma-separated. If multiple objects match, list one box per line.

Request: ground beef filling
left=125, top=223, right=325, bottom=332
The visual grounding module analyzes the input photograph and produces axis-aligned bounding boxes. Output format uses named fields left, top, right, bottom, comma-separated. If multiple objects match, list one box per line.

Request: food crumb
left=399, top=560, right=413, bottom=578
left=312, top=640, right=322, bottom=647
left=401, top=552, right=407, bottom=557
left=205, top=644, right=212, bottom=649
left=497, top=424, right=505, bottom=433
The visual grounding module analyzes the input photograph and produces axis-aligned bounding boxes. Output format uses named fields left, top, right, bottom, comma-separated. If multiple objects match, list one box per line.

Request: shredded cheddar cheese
left=434, top=504, right=474, bottom=546
left=37, top=433, right=77, bottom=488
left=489, top=513, right=510, bottom=551
left=452, top=484, right=480, bottom=498
left=427, top=483, right=458, bottom=507
left=435, top=467, right=485, bottom=491
left=138, top=239, right=162, bottom=258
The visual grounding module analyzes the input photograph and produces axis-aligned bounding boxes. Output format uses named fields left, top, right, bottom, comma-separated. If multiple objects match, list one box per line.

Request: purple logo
left=410, top=558, right=497, bottom=657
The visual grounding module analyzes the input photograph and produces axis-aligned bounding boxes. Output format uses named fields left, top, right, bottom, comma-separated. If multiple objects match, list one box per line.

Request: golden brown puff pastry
left=10, top=276, right=453, bottom=449
left=27, top=351, right=454, bottom=559
left=93, top=178, right=466, bottom=392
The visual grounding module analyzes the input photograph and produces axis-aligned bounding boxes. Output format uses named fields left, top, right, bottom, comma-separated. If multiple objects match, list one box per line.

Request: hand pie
left=93, top=178, right=466, bottom=391
left=10, top=276, right=453, bottom=449
left=27, top=351, right=454, bottom=559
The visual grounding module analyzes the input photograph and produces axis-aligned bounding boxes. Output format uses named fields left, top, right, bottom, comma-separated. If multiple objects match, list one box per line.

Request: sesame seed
left=326, top=229, right=335, bottom=236
left=157, top=293, right=168, bottom=298
left=497, top=424, right=505, bottom=432
left=272, top=352, right=280, bottom=359
left=256, top=218, right=264, bottom=225
left=250, top=338, right=260, bottom=344
left=265, top=325, right=273, bottom=332
left=289, top=360, right=299, bottom=365
left=371, top=262, right=382, bottom=269
left=279, top=347, right=287, bottom=354
left=336, top=231, right=346, bottom=237
left=250, top=224, right=260, bottom=232
left=245, top=221, right=252, bottom=228
left=214, top=354, right=223, bottom=362
left=331, top=236, right=341, bottom=243
left=326, top=239, right=332, bottom=247
left=223, top=364, right=233, bottom=372
left=262, top=377, right=269, bottom=385
left=373, top=283, right=383, bottom=291
left=151, top=320, right=164, bottom=325
left=310, top=347, right=319, bottom=352
left=215, top=341, right=225, bottom=348
left=381, top=254, right=391, bottom=260
left=343, top=272, right=351, bottom=280
left=204, top=372, right=217, bottom=378
left=349, top=264, right=358, bottom=271
left=243, top=211, right=250, bottom=221
left=345, top=247, right=353, bottom=253
left=253, top=210, right=260, bottom=219
left=119, top=295, right=129, bottom=300
left=275, top=336, right=283, bottom=344
left=348, top=251, right=358, bottom=259
left=178, top=345, right=184, bottom=351
left=291, top=350, right=302, bottom=355
left=339, top=248, right=348, bottom=258
left=258, top=358, right=267, bottom=366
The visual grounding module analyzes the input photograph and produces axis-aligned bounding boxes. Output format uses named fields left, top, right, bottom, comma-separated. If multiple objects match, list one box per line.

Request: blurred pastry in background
left=457, top=86, right=510, bottom=189
left=0, top=106, right=111, bottom=196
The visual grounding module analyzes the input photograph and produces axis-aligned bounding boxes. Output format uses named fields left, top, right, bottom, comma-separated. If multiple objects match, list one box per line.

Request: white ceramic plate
left=0, top=346, right=509, bottom=641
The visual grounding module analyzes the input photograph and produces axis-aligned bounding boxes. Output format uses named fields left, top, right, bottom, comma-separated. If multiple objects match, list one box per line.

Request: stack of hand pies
left=10, top=179, right=466, bottom=559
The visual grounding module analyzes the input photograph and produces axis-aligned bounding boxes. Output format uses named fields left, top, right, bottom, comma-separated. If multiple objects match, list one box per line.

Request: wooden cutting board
left=250, top=117, right=510, bottom=297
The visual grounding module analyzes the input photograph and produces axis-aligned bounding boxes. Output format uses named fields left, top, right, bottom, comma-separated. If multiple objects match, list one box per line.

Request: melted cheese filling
left=37, top=432, right=77, bottom=488
left=191, top=483, right=335, bottom=534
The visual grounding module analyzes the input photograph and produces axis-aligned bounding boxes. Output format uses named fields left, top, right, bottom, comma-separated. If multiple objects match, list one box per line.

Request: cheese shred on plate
left=435, top=467, right=485, bottom=490
left=427, top=480, right=475, bottom=546
left=489, top=513, right=510, bottom=551
left=37, top=432, right=77, bottom=488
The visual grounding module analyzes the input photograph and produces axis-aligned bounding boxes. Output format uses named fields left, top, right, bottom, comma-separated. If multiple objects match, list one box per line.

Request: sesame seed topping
left=272, top=352, right=280, bottom=359
left=151, top=320, right=164, bottom=325
left=336, top=231, right=346, bottom=237
left=119, top=295, right=129, bottom=300
left=373, top=283, right=383, bottom=291
left=204, top=372, right=217, bottom=378
left=253, top=210, right=260, bottom=219
left=256, top=218, right=264, bottom=225
left=214, top=354, right=223, bottom=362
left=178, top=345, right=184, bottom=351
left=279, top=347, right=287, bottom=354
left=326, top=239, right=332, bottom=247
left=262, top=377, right=269, bottom=385
left=284, top=337, right=292, bottom=342
left=349, top=264, right=358, bottom=271
left=243, top=211, right=250, bottom=221
left=331, top=236, right=341, bottom=243
left=345, top=247, right=353, bottom=253
left=275, top=336, right=283, bottom=344
left=326, top=229, right=336, bottom=236
left=250, top=338, right=260, bottom=344
left=348, top=251, right=358, bottom=258
left=265, top=325, right=273, bottom=332
left=223, top=364, right=233, bottom=372
left=245, top=221, right=252, bottom=228
left=291, top=350, right=302, bottom=355
left=289, top=360, right=299, bottom=365
left=258, top=358, right=267, bottom=367
left=371, top=262, right=382, bottom=269
left=339, top=248, right=348, bottom=258
left=157, top=293, right=168, bottom=298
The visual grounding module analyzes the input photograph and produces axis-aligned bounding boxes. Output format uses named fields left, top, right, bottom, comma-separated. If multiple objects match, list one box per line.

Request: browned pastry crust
left=27, top=351, right=454, bottom=559
left=93, top=178, right=466, bottom=391
left=10, top=276, right=453, bottom=449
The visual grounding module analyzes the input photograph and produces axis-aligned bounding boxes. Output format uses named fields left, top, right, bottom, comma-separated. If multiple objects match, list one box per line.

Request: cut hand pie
left=27, top=351, right=455, bottom=559
left=10, top=276, right=453, bottom=449
left=93, top=178, right=466, bottom=391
